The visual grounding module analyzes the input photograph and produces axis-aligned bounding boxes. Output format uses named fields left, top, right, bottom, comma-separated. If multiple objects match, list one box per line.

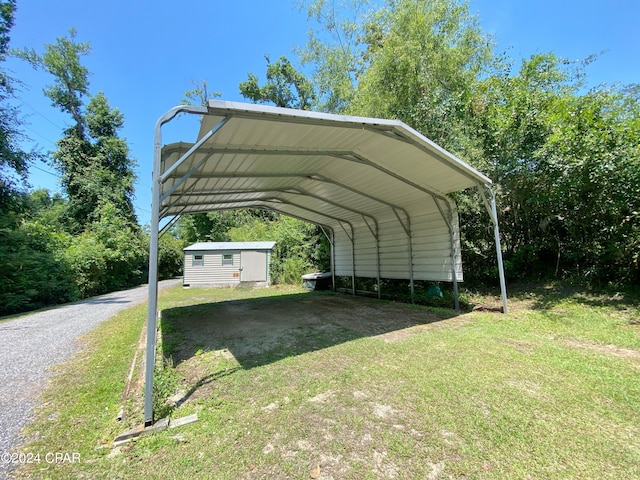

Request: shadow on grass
left=505, top=281, right=640, bottom=312
left=159, top=290, right=457, bottom=403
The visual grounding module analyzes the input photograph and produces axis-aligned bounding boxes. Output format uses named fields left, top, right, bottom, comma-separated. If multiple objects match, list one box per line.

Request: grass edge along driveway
left=11, top=284, right=640, bottom=480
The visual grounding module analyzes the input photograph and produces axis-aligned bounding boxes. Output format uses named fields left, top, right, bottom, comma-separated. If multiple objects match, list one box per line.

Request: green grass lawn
left=12, top=284, right=640, bottom=479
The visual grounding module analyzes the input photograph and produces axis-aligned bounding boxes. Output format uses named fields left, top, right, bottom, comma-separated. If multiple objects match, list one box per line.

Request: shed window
left=193, top=254, right=204, bottom=266
left=222, top=253, right=234, bottom=266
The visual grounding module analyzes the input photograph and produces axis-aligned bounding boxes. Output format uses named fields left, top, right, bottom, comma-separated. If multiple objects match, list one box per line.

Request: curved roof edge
left=205, top=99, right=492, bottom=186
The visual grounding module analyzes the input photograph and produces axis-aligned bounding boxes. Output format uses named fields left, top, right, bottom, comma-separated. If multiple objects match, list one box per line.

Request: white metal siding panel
left=408, top=205, right=464, bottom=282
left=378, top=219, right=411, bottom=279
left=214, top=252, right=241, bottom=284
left=328, top=206, right=464, bottom=282
left=333, top=229, right=353, bottom=277
left=352, top=225, right=379, bottom=278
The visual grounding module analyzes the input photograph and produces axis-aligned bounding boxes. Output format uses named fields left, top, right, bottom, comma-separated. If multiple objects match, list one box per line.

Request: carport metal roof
left=143, top=100, right=508, bottom=425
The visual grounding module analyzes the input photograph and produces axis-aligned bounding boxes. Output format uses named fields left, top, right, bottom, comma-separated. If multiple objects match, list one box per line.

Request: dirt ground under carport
left=159, top=290, right=468, bottom=402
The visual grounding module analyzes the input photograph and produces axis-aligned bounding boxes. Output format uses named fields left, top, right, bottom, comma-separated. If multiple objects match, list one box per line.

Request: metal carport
left=144, top=100, right=508, bottom=425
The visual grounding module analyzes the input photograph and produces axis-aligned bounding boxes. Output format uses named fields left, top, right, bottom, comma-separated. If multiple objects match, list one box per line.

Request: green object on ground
left=426, top=285, right=443, bottom=298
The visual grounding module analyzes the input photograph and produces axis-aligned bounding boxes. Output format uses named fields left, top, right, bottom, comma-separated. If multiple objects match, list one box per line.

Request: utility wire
left=19, top=100, right=66, bottom=130
left=23, top=124, right=57, bottom=146
left=27, top=160, right=152, bottom=215
left=29, top=162, right=59, bottom=178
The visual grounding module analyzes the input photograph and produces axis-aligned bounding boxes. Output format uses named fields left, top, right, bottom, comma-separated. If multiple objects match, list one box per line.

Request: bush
left=0, top=220, right=78, bottom=316
left=64, top=202, right=148, bottom=297
left=158, top=235, right=184, bottom=280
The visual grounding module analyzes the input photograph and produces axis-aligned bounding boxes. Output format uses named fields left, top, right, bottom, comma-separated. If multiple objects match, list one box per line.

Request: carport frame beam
left=478, top=184, right=509, bottom=314
left=145, top=105, right=208, bottom=426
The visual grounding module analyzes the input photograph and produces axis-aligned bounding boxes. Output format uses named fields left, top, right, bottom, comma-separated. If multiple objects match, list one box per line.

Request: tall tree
left=181, top=79, right=220, bottom=107
left=20, top=30, right=138, bottom=230
left=0, top=0, right=30, bottom=205
left=21, top=28, right=90, bottom=138
left=297, top=0, right=640, bottom=285
left=297, top=0, right=371, bottom=113
left=348, top=0, right=492, bottom=154
left=467, top=52, right=640, bottom=283
left=0, top=4, right=82, bottom=315
left=240, top=55, right=316, bottom=110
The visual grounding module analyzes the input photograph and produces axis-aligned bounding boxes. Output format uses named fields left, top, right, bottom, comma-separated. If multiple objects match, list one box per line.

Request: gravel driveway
left=0, top=279, right=181, bottom=479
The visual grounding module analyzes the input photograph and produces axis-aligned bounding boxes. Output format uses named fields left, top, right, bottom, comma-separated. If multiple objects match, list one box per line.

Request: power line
left=23, top=125, right=57, bottom=147
left=136, top=205, right=151, bottom=214
left=26, top=160, right=152, bottom=216
left=29, top=162, right=60, bottom=178
left=19, top=100, right=66, bottom=130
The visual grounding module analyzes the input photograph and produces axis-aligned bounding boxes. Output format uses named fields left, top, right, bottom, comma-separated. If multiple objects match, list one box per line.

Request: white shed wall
left=183, top=249, right=272, bottom=287
left=183, top=250, right=241, bottom=286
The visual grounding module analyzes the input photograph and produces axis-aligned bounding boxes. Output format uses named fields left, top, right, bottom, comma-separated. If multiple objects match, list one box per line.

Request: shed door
left=241, top=251, right=266, bottom=281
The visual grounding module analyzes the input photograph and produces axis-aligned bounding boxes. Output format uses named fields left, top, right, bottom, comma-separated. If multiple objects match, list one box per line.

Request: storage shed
left=183, top=241, right=276, bottom=287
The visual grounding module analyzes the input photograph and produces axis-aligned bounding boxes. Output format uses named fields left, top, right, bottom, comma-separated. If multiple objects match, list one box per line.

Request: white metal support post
left=350, top=226, right=356, bottom=295
left=318, top=226, right=336, bottom=292
left=145, top=105, right=208, bottom=426
left=433, top=197, right=461, bottom=312
left=478, top=184, right=509, bottom=314
left=392, top=209, right=415, bottom=303
left=362, top=215, right=381, bottom=299
left=331, top=229, right=336, bottom=292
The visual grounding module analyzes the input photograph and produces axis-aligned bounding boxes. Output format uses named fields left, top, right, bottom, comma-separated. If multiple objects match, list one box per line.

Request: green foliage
left=0, top=191, right=78, bottom=316
left=228, top=214, right=328, bottom=284
left=239, top=55, right=316, bottom=110
left=0, top=191, right=168, bottom=316
left=181, top=79, right=220, bottom=107
left=63, top=202, right=147, bottom=297
left=18, top=28, right=90, bottom=137
left=39, top=30, right=90, bottom=127
left=158, top=234, right=184, bottom=280
left=174, top=210, right=274, bottom=244
left=348, top=0, right=492, bottom=152
left=0, top=27, right=152, bottom=314
left=300, top=0, right=639, bottom=286
left=63, top=231, right=109, bottom=298
left=0, top=0, right=13, bottom=57
left=19, top=31, right=138, bottom=231
left=297, top=0, right=371, bottom=112
left=51, top=91, right=137, bottom=231
left=152, top=356, right=181, bottom=420
left=0, top=189, right=184, bottom=316
left=466, top=53, right=640, bottom=284
left=537, top=87, right=640, bottom=283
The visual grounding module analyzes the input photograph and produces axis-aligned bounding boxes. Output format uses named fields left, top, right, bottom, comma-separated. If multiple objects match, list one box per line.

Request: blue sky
left=6, top=0, right=639, bottom=226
